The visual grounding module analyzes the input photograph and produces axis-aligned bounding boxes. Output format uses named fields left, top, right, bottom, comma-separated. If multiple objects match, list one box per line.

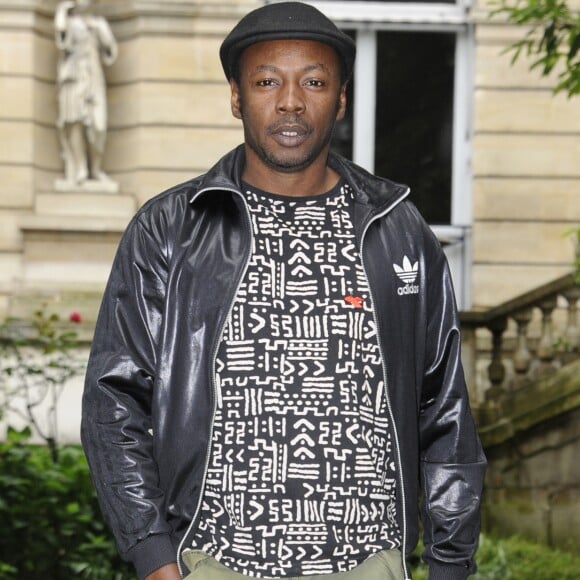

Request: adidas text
left=397, top=283, right=419, bottom=296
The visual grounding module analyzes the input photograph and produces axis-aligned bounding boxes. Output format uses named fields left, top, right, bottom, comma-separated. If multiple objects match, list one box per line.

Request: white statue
left=54, top=0, right=118, bottom=191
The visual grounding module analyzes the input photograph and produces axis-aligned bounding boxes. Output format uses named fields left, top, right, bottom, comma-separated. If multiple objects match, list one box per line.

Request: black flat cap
left=220, top=1, right=356, bottom=81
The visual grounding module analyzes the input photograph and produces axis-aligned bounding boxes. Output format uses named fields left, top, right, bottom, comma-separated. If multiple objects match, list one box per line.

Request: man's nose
left=276, top=83, right=305, bottom=113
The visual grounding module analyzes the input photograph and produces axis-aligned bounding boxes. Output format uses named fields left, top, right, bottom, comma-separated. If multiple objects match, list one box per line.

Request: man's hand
left=145, top=563, right=181, bottom=580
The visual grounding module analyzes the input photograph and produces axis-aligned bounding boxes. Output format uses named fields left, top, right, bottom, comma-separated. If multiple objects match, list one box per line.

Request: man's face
left=231, top=39, right=346, bottom=175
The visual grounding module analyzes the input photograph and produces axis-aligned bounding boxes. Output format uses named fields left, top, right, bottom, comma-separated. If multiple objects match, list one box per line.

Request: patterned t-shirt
left=191, top=181, right=400, bottom=577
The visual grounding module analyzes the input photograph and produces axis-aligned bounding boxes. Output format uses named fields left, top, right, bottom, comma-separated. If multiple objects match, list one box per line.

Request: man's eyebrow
left=303, top=63, right=331, bottom=74
left=254, top=64, right=280, bottom=74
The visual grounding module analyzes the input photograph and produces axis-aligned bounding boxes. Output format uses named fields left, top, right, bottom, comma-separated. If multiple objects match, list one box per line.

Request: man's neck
left=241, top=150, right=340, bottom=198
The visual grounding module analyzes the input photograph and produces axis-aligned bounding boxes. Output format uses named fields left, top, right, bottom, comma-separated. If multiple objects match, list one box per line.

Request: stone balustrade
left=460, top=272, right=579, bottom=420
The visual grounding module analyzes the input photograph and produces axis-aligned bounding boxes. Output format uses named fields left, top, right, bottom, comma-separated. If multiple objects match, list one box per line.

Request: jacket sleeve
left=419, top=241, right=487, bottom=580
left=81, top=212, right=177, bottom=578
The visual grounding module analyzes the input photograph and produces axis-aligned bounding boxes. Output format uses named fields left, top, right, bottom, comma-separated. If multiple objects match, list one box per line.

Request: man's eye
left=257, top=79, right=276, bottom=87
left=305, top=79, right=325, bottom=87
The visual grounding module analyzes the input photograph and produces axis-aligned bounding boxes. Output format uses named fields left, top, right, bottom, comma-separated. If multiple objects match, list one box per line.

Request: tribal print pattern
left=191, top=183, right=400, bottom=577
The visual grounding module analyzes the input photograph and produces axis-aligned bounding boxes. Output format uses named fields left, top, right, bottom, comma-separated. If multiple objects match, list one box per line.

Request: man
left=81, top=3, right=486, bottom=580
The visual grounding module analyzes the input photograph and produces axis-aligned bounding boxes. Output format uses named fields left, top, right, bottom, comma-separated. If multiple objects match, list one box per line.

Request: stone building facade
left=0, top=0, right=578, bottom=319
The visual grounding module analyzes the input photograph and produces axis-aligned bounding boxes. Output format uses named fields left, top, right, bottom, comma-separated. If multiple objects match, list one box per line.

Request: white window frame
left=309, top=1, right=475, bottom=307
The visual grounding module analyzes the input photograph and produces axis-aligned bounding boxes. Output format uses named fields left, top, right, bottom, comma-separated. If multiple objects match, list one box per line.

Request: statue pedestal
left=17, top=185, right=136, bottom=294
left=19, top=205, right=134, bottom=296
left=54, top=178, right=120, bottom=194
left=35, top=190, right=136, bottom=219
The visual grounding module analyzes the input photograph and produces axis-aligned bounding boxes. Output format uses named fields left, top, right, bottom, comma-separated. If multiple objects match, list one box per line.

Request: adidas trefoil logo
left=393, top=255, right=420, bottom=296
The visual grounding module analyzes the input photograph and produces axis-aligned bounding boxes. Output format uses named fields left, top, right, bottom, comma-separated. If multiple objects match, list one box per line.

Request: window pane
left=375, top=31, right=455, bottom=224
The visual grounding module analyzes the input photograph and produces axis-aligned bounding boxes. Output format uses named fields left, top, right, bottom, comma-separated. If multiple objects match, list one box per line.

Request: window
left=317, top=1, right=474, bottom=306
left=375, top=30, right=455, bottom=224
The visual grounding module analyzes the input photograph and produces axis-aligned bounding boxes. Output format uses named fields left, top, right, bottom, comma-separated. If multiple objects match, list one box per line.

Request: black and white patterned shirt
left=191, top=182, right=400, bottom=577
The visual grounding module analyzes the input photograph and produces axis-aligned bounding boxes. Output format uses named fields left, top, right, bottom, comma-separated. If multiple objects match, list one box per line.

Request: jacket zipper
left=176, top=187, right=254, bottom=577
left=359, top=188, right=411, bottom=580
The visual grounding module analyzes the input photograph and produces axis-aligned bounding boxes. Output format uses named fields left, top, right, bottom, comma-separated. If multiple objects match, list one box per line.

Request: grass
left=411, top=533, right=580, bottom=579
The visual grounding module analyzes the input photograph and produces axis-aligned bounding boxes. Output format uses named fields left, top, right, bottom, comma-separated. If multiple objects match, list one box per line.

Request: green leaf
left=7, top=425, right=32, bottom=442
left=66, top=502, right=81, bottom=514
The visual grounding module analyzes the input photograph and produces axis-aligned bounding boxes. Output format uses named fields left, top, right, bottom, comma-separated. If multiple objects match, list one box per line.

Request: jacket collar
left=192, top=144, right=409, bottom=213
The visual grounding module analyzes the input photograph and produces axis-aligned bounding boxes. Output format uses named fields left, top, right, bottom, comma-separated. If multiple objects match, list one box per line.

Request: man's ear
left=335, top=83, right=347, bottom=122
left=230, top=79, right=242, bottom=120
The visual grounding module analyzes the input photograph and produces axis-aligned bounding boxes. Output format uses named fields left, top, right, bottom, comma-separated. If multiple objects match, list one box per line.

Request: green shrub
left=0, top=426, right=133, bottom=579
left=411, top=533, right=580, bottom=579
left=476, top=534, right=580, bottom=580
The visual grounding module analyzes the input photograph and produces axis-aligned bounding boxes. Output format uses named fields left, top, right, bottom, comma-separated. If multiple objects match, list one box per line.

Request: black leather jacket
left=82, top=146, right=486, bottom=580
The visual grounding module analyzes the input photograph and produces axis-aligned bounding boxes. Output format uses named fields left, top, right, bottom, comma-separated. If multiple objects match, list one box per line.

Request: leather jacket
left=82, top=145, right=486, bottom=580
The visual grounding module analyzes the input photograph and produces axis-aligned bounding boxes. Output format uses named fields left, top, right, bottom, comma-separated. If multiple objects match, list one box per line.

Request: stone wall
left=471, top=0, right=580, bottom=307
left=481, top=360, right=580, bottom=551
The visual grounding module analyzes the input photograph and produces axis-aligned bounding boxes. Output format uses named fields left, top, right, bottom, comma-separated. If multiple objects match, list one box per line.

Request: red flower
left=69, top=311, right=82, bottom=324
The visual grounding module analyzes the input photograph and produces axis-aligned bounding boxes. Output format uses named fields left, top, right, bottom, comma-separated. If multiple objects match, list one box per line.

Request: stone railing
left=460, top=272, right=579, bottom=421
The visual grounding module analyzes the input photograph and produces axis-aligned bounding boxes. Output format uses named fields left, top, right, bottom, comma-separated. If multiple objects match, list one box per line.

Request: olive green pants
left=182, top=549, right=404, bottom=580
